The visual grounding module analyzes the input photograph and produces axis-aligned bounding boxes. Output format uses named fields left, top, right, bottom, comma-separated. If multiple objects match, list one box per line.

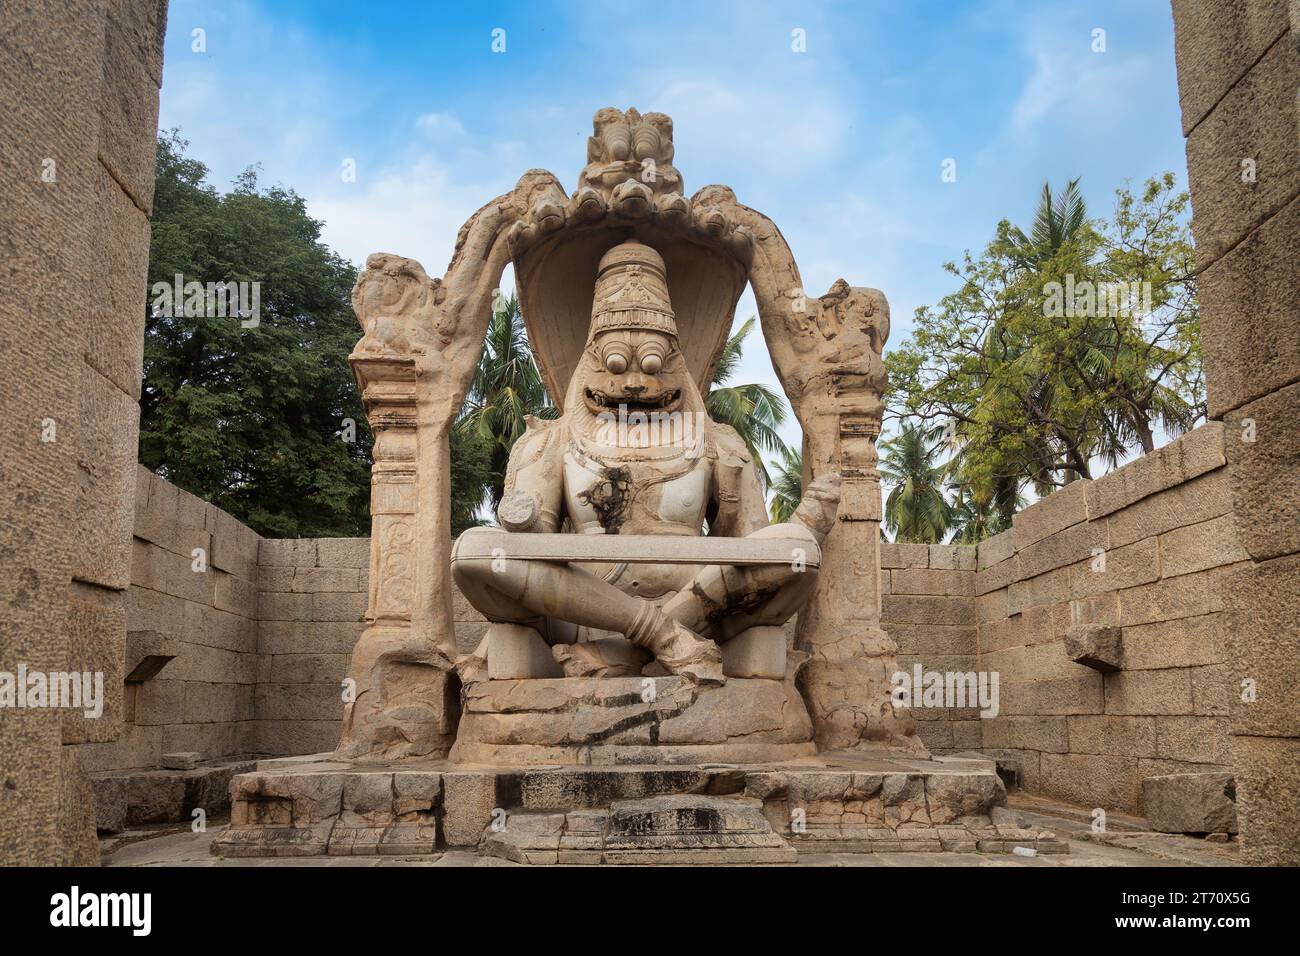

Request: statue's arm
left=497, top=420, right=564, bottom=533
left=708, top=424, right=769, bottom=537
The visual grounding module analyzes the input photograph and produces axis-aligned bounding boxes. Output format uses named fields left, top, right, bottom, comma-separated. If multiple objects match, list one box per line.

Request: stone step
left=481, top=795, right=797, bottom=865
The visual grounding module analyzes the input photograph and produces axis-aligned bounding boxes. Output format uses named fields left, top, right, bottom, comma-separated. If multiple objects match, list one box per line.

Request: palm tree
left=768, top=446, right=803, bottom=523
left=705, top=317, right=790, bottom=487
left=458, top=294, right=557, bottom=509
left=879, top=424, right=952, bottom=543
left=1009, top=177, right=1087, bottom=267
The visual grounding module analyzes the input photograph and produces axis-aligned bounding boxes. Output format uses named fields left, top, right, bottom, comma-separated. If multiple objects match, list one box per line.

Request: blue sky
left=158, top=0, right=1190, bottom=457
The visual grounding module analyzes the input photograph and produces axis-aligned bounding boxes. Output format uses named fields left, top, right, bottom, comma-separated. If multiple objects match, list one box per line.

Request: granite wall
left=0, top=0, right=167, bottom=865
left=1170, top=0, right=1300, bottom=864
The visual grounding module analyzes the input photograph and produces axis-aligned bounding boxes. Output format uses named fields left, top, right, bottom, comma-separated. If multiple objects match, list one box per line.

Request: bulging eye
left=605, top=351, right=628, bottom=374
left=640, top=351, right=663, bottom=374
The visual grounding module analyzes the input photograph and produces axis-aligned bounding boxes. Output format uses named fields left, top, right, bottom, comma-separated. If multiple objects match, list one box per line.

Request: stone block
left=1158, top=513, right=1249, bottom=578
left=1171, top=0, right=1290, bottom=132
left=268, top=653, right=349, bottom=684
left=721, top=626, right=786, bottom=679
left=97, top=12, right=162, bottom=211
left=258, top=538, right=317, bottom=567
left=1105, top=669, right=1193, bottom=716
left=997, top=674, right=1103, bottom=717
left=1142, top=772, right=1237, bottom=834
left=880, top=594, right=974, bottom=626
left=1039, top=752, right=1142, bottom=813
left=161, top=751, right=200, bottom=770
left=879, top=542, right=929, bottom=569
left=443, top=772, right=499, bottom=847
left=1064, top=623, right=1123, bottom=673
left=1200, top=196, right=1300, bottom=416
left=1155, top=716, right=1233, bottom=764
left=1067, top=715, right=1157, bottom=757
left=1118, top=614, right=1225, bottom=672
left=85, top=164, right=149, bottom=397
left=310, top=591, right=366, bottom=622
left=255, top=683, right=345, bottom=722
left=1185, top=35, right=1300, bottom=266
left=1012, top=478, right=1089, bottom=549
left=292, top=566, right=361, bottom=593
left=72, top=366, right=139, bottom=590
left=888, top=568, right=974, bottom=596
left=213, top=570, right=257, bottom=616
left=316, top=537, right=370, bottom=569
left=977, top=529, right=1016, bottom=570
left=1067, top=536, right=1159, bottom=598
left=1106, top=473, right=1234, bottom=553
left=1223, top=382, right=1300, bottom=561
left=1232, top=735, right=1300, bottom=865
left=981, top=716, right=1068, bottom=753
left=258, top=590, right=311, bottom=622
left=1222, top=554, right=1300, bottom=736
left=63, top=586, right=125, bottom=744
left=92, top=774, right=128, bottom=833
left=1086, top=424, right=1227, bottom=521
left=1118, top=565, right=1234, bottom=626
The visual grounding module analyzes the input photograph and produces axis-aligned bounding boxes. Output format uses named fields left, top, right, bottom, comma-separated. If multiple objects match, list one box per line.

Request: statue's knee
left=451, top=528, right=521, bottom=591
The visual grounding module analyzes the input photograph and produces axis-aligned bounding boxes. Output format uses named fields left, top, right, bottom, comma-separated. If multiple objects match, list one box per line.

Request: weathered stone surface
left=1199, top=196, right=1300, bottom=417
left=1142, top=772, right=1237, bottom=834
left=1065, top=623, right=1123, bottom=673
left=442, top=772, right=498, bottom=847
left=1223, top=383, right=1300, bottom=562
left=1184, top=34, right=1299, bottom=266
left=1171, top=0, right=1290, bottom=133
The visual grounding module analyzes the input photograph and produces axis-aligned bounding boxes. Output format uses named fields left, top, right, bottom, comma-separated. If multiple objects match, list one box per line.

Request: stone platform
left=449, top=675, right=818, bottom=765
left=212, top=750, right=1068, bottom=863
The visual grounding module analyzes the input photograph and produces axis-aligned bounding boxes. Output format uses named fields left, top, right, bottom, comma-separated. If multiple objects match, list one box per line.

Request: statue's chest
left=563, top=446, right=711, bottom=535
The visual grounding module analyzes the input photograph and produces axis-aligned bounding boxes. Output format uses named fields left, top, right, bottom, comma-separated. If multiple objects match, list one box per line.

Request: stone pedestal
left=214, top=750, right=1066, bottom=861
left=448, top=676, right=817, bottom=765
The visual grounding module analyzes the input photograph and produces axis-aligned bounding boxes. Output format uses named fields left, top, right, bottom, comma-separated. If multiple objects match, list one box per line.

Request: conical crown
left=589, top=239, right=678, bottom=338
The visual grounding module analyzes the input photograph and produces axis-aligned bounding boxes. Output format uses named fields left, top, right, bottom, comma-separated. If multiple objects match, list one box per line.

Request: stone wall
left=255, top=537, right=369, bottom=756
left=972, top=424, right=1243, bottom=814
left=1170, top=0, right=1299, bottom=866
left=880, top=543, right=979, bottom=753
left=0, top=0, right=167, bottom=865
left=82, top=466, right=260, bottom=772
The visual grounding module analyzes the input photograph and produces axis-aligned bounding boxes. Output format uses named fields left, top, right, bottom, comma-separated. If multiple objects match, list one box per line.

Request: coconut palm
left=1009, top=177, right=1088, bottom=267
left=879, top=424, right=952, bottom=543
left=705, top=317, right=790, bottom=487
left=768, top=446, right=804, bottom=523
left=457, top=294, right=557, bottom=509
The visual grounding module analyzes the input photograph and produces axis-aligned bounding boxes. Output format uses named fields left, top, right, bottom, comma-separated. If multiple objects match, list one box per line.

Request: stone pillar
left=0, top=0, right=167, bottom=864
left=336, top=351, right=461, bottom=759
left=1171, top=0, right=1299, bottom=864
left=796, top=409, right=921, bottom=752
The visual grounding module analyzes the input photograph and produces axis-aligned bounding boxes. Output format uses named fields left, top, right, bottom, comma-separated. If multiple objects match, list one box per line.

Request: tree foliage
left=886, top=173, right=1203, bottom=514
left=141, top=132, right=372, bottom=537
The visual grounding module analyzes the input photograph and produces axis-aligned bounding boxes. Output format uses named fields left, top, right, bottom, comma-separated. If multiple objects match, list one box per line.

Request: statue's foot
left=452, top=635, right=489, bottom=686
left=646, top=620, right=725, bottom=686
left=553, top=639, right=649, bottom=678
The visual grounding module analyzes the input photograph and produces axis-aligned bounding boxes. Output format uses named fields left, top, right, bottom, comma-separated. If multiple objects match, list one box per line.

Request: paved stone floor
left=102, top=791, right=1240, bottom=867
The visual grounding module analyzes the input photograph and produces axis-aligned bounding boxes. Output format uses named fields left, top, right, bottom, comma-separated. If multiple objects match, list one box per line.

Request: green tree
left=705, top=317, right=790, bottom=487
left=458, top=294, right=558, bottom=509
left=886, top=173, right=1202, bottom=500
left=768, top=446, right=804, bottom=523
left=141, top=131, right=371, bottom=537
left=879, top=425, right=952, bottom=543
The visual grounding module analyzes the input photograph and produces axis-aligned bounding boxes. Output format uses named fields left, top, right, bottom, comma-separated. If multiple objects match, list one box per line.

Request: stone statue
left=335, top=106, right=920, bottom=761
left=451, top=239, right=842, bottom=685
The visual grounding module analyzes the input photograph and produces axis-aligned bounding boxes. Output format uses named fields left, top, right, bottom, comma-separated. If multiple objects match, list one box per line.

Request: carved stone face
left=581, top=329, right=685, bottom=416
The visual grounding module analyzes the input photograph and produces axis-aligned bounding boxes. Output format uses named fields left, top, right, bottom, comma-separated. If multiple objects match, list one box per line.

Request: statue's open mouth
left=584, top=387, right=682, bottom=414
